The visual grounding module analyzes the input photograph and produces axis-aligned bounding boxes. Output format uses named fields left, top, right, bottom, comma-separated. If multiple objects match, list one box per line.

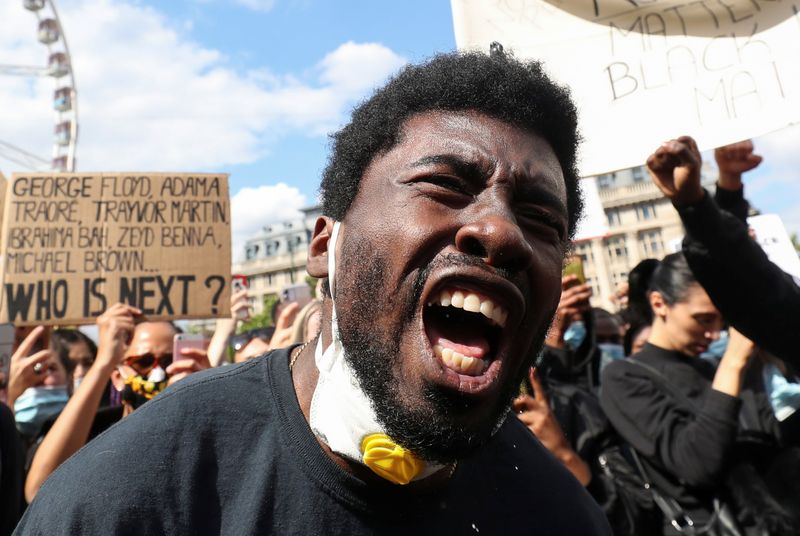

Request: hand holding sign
left=715, top=140, right=763, bottom=191
left=646, top=136, right=704, bottom=208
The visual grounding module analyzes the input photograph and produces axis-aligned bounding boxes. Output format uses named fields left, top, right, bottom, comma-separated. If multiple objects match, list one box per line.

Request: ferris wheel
left=0, top=0, right=78, bottom=172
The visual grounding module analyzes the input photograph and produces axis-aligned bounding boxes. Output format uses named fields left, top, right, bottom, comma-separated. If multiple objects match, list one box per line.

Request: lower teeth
left=433, top=345, right=488, bottom=376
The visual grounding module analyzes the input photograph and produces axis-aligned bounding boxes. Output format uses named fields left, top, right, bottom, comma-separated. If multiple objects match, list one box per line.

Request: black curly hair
left=319, top=50, right=584, bottom=238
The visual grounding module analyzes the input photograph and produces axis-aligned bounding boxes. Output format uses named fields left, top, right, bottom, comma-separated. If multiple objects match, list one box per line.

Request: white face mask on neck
left=308, top=221, right=443, bottom=483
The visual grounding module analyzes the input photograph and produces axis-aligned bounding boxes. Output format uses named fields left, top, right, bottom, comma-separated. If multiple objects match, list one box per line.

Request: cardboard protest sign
left=0, top=173, right=231, bottom=326
left=452, top=0, right=800, bottom=177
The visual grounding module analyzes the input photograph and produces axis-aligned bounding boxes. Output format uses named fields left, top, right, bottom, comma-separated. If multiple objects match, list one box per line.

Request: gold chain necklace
left=289, top=341, right=311, bottom=370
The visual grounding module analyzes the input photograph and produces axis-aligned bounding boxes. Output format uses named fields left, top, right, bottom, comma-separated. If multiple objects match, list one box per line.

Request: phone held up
left=562, top=255, right=586, bottom=286
left=173, top=333, right=208, bottom=362
left=280, top=283, right=312, bottom=309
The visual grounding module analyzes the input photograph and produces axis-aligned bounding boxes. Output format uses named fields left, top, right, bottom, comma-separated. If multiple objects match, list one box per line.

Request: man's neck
left=289, top=336, right=455, bottom=491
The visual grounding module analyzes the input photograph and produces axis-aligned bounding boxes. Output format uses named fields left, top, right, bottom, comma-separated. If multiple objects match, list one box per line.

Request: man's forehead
left=391, top=110, right=567, bottom=198
left=127, top=322, right=175, bottom=355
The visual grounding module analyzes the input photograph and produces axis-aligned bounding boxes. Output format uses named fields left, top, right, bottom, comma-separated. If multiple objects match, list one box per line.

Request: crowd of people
left=0, top=50, right=798, bottom=534
left=512, top=138, right=800, bottom=535
left=0, top=287, right=323, bottom=534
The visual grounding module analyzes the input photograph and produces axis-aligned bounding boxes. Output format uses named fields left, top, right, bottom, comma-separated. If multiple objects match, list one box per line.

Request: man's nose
left=455, top=211, right=533, bottom=272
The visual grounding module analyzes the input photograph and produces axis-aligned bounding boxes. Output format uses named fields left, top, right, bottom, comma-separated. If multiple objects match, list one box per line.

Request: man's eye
left=423, top=175, right=470, bottom=195
left=518, top=207, right=565, bottom=236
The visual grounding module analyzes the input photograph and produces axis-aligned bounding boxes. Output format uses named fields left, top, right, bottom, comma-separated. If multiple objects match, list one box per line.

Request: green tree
left=791, top=232, right=800, bottom=253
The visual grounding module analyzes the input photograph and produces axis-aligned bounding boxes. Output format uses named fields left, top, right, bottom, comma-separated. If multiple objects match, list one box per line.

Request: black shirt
left=16, top=347, right=610, bottom=535
left=600, top=343, right=779, bottom=523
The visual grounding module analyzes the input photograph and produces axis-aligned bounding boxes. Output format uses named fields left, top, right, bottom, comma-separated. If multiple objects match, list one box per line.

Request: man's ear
left=307, top=216, right=335, bottom=278
left=649, top=291, right=668, bottom=319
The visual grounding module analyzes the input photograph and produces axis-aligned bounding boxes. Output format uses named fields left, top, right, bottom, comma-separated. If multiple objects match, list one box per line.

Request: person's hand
left=719, top=327, right=756, bottom=371
left=546, top=275, right=592, bottom=349
left=230, top=289, right=251, bottom=321
left=646, top=135, right=704, bottom=207
left=513, top=368, right=570, bottom=454
left=167, top=348, right=211, bottom=386
left=714, top=139, right=762, bottom=191
left=6, top=326, right=53, bottom=409
left=268, top=302, right=300, bottom=350
left=96, top=304, right=140, bottom=370
left=513, top=368, right=592, bottom=485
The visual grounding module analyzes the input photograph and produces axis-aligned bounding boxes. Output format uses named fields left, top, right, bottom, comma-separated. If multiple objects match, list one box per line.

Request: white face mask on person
left=309, top=221, right=444, bottom=484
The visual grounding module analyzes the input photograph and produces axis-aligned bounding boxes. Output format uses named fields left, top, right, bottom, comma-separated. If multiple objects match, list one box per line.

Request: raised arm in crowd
left=647, top=135, right=800, bottom=364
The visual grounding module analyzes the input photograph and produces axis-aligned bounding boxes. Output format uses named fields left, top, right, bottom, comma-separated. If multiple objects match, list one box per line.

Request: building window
left=632, top=166, right=645, bottom=182
left=636, top=202, right=656, bottom=221
left=265, top=273, right=274, bottom=286
left=574, top=242, right=594, bottom=266
left=639, top=229, right=663, bottom=258
left=245, top=244, right=260, bottom=260
left=586, top=276, right=600, bottom=298
left=606, top=236, right=628, bottom=262
left=606, top=208, right=622, bottom=227
left=597, top=172, right=617, bottom=189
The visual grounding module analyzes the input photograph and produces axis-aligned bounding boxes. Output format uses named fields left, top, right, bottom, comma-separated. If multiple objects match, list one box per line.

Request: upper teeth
left=429, top=288, right=508, bottom=328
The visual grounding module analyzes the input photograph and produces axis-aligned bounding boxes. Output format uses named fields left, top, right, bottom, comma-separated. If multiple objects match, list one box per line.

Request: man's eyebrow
left=410, top=154, right=486, bottom=183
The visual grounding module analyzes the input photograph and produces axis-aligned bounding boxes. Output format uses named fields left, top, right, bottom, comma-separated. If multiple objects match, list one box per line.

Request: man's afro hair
left=320, top=50, right=583, bottom=238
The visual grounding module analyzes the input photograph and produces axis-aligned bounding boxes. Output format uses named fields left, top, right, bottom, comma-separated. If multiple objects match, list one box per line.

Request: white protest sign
left=666, top=213, right=800, bottom=277
left=575, top=177, right=609, bottom=241
left=451, top=0, right=800, bottom=177
left=747, top=213, right=800, bottom=279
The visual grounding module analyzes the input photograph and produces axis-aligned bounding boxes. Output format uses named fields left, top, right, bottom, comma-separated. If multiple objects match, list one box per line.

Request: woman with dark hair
left=601, top=252, right=799, bottom=534
left=50, top=329, right=98, bottom=394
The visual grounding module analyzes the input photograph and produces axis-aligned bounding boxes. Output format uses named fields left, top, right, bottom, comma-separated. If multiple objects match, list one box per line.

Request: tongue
left=431, top=334, right=490, bottom=360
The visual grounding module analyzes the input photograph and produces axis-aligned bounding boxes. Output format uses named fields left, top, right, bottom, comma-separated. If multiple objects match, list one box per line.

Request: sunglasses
left=124, top=352, right=174, bottom=375
left=231, top=327, right=274, bottom=352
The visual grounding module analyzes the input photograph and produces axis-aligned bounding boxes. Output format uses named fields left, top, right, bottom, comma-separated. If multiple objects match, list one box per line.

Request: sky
left=0, top=0, right=798, bottom=261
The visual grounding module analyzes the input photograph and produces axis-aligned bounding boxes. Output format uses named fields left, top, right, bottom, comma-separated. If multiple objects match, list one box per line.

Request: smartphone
left=562, top=255, right=586, bottom=285
left=279, top=283, right=312, bottom=309
left=173, top=334, right=208, bottom=361
left=232, top=274, right=248, bottom=293
left=0, top=324, right=15, bottom=386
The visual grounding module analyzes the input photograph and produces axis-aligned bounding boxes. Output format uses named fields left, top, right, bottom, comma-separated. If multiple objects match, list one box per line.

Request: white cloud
left=232, top=0, right=276, bottom=12
left=230, top=183, right=307, bottom=262
left=0, top=1, right=406, bottom=172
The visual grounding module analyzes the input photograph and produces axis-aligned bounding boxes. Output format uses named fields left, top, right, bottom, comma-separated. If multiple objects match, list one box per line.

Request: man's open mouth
left=423, top=286, right=508, bottom=378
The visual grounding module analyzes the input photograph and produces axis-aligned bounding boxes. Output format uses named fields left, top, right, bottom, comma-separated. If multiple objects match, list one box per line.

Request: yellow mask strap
left=361, top=433, right=425, bottom=485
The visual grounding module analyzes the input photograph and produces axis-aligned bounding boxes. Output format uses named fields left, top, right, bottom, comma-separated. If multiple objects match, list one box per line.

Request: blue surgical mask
left=14, top=385, right=69, bottom=438
left=598, top=343, right=625, bottom=375
left=700, top=330, right=729, bottom=364
left=762, top=363, right=800, bottom=422
left=563, top=321, right=586, bottom=350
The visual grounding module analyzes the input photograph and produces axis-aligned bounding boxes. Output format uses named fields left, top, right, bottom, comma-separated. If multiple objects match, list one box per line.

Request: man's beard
left=333, top=236, right=546, bottom=464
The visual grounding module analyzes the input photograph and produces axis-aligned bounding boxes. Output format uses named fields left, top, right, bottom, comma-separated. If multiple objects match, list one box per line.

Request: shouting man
left=17, top=52, right=610, bottom=535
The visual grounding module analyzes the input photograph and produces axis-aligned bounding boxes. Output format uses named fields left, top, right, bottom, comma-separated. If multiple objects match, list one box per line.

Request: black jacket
left=600, top=343, right=780, bottom=525
left=679, top=188, right=800, bottom=364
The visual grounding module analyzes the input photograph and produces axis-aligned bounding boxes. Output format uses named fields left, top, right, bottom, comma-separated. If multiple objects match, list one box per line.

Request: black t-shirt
left=15, top=347, right=610, bottom=535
